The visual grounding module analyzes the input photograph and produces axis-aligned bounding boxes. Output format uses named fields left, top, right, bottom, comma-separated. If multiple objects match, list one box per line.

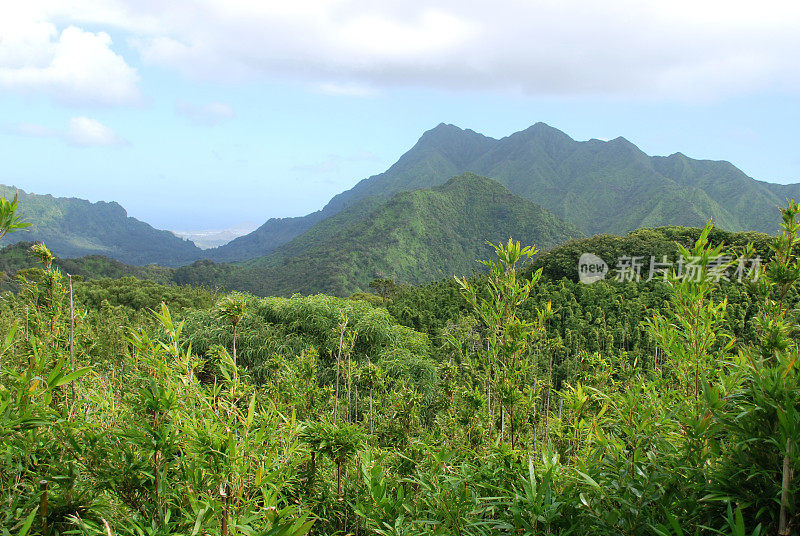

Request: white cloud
left=7, top=0, right=800, bottom=101
left=0, top=5, right=140, bottom=106
left=65, top=116, right=127, bottom=146
left=318, top=82, right=377, bottom=97
left=7, top=116, right=128, bottom=147
left=175, top=101, right=235, bottom=126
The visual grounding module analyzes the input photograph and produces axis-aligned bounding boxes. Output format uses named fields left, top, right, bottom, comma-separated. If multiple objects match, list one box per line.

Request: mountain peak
left=408, top=123, right=496, bottom=169
left=419, top=122, right=464, bottom=141
left=603, top=135, right=649, bottom=159
left=432, top=122, right=461, bottom=131
left=609, top=135, right=633, bottom=145
left=504, top=122, right=575, bottom=150
left=519, top=122, right=572, bottom=138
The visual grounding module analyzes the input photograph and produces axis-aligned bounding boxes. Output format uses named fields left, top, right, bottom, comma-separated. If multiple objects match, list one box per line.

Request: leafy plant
left=0, top=192, right=31, bottom=241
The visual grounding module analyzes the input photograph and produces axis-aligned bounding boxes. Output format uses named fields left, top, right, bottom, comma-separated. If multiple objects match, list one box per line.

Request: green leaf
left=52, top=367, right=92, bottom=388
left=576, top=470, right=603, bottom=493
left=18, top=508, right=37, bottom=536
left=246, top=392, right=256, bottom=429
left=191, top=507, right=208, bottom=536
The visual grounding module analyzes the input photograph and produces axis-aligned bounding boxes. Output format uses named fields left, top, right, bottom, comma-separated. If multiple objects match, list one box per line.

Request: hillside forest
left=1, top=190, right=799, bottom=536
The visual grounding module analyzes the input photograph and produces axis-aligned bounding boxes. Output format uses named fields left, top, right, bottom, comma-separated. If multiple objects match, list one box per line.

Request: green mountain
left=181, top=173, right=582, bottom=296
left=215, top=123, right=798, bottom=263
left=0, top=185, right=203, bottom=266
left=207, top=211, right=328, bottom=263
left=325, top=123, right=800, bottom=235
left=5, top=122, right=797, bottom=271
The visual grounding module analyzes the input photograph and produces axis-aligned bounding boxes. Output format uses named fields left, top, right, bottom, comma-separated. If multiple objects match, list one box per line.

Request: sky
left=1, top=1, right=799, bottom=230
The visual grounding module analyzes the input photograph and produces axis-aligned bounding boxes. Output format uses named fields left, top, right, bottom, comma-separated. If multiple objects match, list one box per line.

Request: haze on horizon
left=1, top=0, right=799, bottom=231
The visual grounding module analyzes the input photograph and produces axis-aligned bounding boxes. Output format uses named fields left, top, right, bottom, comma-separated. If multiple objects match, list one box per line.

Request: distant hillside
left=2, top=208, right=781, bottom=300
left=0, top=241, right=174, bottom=292
left=178, top=173, right=583, bottom=296
left=207, top=211, right=328, bottom=263
left=5, top=122, right=797, bottom=269
left=0, top=185, right=204, bottom=266
left=219, top=123, right=799, bottom=262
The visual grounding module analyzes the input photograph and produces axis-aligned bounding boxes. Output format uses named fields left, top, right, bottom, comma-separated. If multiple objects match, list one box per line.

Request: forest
left=1, top=191, right=799, bottom=536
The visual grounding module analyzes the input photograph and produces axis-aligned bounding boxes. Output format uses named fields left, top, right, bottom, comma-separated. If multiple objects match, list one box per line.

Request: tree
left=369, top=278, right=396, bottom=303
left=708, top=201, right=800, bottom=532
left=333, top=311, right=357, bottom=422
left=215, top=292, right=249, bottom=371
left=299, top=419, right=363, bottom=501
left=456, top=238, right=550, bottom=448
left=643, top=222, right=734, bottom=413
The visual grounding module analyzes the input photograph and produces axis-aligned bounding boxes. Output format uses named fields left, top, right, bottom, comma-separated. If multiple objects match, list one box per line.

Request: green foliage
left=0, top=241, right=176, bottom=293
left=643, top=222, right=735, bottom=409
left=529, top=225, right=774, bottom=282
left=0, top=192, right=31, bottom=241
left=75, top=276, right=215, bottom=311
left=4, top=201, right=800, bottom=536
left=702, top=200, right=800, bottom=532
left=215, top=291, right=249, bottom=362
left=457, top=238, right=548, bottom=447
left=369, top=278, right=397, bottom=303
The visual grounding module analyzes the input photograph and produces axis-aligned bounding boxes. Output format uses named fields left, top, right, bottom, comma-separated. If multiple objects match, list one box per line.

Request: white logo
left=578, top=253, right=608, bottom=284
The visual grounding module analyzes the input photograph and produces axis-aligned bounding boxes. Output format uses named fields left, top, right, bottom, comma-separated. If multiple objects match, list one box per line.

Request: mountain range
left=2, top=174, right=579, bottom=296
left=207, top=122, right=799, bottom=263
left=174, top=173, right=581, bottom=296
left=2, top=121, right=799, bottom=294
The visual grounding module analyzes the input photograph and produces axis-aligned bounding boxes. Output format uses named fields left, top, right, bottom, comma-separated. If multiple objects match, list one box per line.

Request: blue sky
left=1, top=1, right=799, bottom=230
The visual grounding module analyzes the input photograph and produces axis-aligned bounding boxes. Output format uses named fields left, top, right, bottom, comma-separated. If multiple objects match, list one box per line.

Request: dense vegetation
left=1, top=241, right=175, bottom=292
left=1, top=217, right=775, bottom=299
left=0, top=185, right=203, bottom=266
left=2, top=191, right=799, bottom=535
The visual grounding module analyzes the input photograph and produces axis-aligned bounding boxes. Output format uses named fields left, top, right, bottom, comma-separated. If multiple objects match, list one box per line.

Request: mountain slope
left=0, top=185, right=203, bottom=266
left=207, top=211, right=328, bottom=263
left=205, top=125, right=499, bottom=262
left=184, top=173, right=582, bottom=296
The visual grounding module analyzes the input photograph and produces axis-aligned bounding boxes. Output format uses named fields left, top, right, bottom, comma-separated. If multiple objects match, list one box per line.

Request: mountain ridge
left=179, top=173, right=583, bottom=296
left=307, top=122, right=799, bottom=239
left=0, top=184, right=204, bottom=266
left=5, top=122, right=799, bottom=268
